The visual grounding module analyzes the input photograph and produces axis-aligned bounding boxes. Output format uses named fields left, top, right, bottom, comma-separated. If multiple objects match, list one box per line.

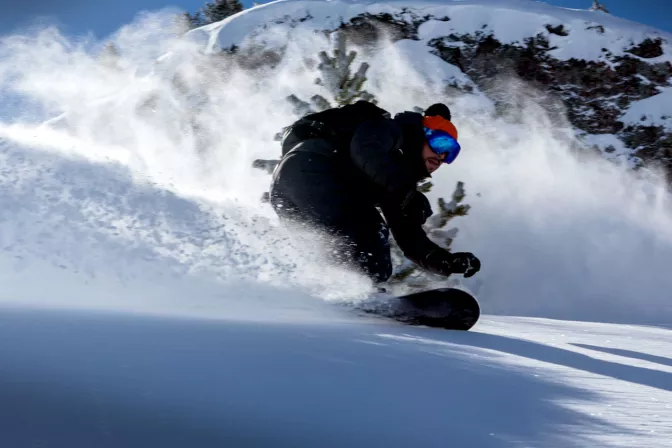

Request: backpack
left=280, top=100, right=391, bottom=157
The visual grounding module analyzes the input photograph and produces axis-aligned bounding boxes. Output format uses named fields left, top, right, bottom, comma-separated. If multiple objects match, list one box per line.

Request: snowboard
left=357, top=287, right=480, bottom=331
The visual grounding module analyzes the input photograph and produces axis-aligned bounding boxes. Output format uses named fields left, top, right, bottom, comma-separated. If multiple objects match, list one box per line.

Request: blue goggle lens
left=424, top=127, right=461, bottom=164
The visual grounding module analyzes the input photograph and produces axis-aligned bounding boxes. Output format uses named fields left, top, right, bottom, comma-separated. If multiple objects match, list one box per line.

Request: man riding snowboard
left=269, top=100, right=481, bottom=284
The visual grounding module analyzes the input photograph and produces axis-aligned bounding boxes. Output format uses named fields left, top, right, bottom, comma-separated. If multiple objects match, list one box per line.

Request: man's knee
left=353, top=224, right=393, bottom=283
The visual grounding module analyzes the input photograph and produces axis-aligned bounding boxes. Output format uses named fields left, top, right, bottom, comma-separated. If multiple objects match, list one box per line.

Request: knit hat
left=425, top=103, right=451, bottom=121
left=423, top=103, right=458, bottom=141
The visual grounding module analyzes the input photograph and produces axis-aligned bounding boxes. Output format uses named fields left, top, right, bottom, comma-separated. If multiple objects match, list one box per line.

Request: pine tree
left=267, top=32, right=376, bottom=146
left=274, top=31, right=377, bottom=119
left=98, top=43, right=122, bottom=71
left=252, top=33, right=376, bottom=176
left=171, top=12, right=200, bottom=33
left=589, top=0, right=610, bottom=13
left=314, top=31, right=377, bottom=106
left=179, top=0, right=243, bottom=30
left=183, top=11, right=206, bottom=29
left=387, top=181, right=471, bottom=291
left=201, top=0, right=244, bottom=24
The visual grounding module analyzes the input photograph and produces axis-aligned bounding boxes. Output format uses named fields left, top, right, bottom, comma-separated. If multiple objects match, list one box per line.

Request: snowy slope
left=0, top=306, right=670, bottom=447
left=0, top=0, right=671, bottom=446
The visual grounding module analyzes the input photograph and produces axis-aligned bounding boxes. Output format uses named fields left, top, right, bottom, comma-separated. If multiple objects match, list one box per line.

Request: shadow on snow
left=0, top=307, right=630, bottom=448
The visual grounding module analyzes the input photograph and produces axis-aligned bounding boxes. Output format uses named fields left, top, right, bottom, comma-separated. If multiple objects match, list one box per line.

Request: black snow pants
left=269, top=138, right=393, bottom=283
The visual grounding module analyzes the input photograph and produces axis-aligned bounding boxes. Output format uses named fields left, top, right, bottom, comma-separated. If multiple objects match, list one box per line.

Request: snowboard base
left=357, top=287, right=480, bottom=331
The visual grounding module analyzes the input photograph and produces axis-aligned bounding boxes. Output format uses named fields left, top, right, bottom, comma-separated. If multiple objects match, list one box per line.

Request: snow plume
left=0, top=6, right=671, bottom=325
left=436, top=82, right=672, bottom=324
left=0, top=10, right=373, bottom=319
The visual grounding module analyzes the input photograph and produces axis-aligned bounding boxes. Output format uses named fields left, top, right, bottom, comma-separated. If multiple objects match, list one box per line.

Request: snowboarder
left=269, top=100, right=481, bottom=284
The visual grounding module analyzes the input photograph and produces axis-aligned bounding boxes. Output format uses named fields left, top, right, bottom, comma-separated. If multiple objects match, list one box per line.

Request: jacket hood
left=393, top=111, right=431, bottom=181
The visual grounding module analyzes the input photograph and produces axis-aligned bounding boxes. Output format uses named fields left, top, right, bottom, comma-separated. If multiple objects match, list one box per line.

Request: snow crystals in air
left=0, top=1, right=671, bottom=446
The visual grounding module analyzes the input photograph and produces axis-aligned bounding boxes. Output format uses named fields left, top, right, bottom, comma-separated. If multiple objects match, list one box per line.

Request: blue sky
left=0, top=0, right=670, bottom=40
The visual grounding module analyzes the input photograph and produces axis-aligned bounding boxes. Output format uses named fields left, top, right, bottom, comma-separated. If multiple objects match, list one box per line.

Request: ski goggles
left=424, top=127, right=461, bottom=164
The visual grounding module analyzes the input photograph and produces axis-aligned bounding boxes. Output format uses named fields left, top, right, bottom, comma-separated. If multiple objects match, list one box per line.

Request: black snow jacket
left=347, top=110, right=449, bottom=273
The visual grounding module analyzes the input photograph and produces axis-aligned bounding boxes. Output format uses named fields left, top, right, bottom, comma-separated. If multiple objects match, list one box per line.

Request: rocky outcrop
left=338, top=11, right=672, bottom=175
left=425, top=27, right=671, bottom=172
left=336, top=10, right=450, bottom=49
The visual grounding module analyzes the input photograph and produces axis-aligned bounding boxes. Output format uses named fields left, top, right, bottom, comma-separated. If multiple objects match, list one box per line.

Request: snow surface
left=621, top=86, right=672, bottom=131
left=0, top=0, right=671, bottom=446
left=0, top=306, right=670, bottom=447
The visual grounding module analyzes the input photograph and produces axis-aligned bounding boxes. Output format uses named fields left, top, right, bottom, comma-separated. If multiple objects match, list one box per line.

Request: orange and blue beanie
left=423, top=114, right=458, bottom=141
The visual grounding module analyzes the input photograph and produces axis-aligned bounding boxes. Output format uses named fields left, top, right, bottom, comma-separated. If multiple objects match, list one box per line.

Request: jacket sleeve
left=380, top=200, right=449, bottom=274
left=349, top=119, right=418, bottom=198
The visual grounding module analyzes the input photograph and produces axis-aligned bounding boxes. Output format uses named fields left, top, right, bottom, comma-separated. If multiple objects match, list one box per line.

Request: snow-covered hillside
left=190, top=0, right=672, bottom=170
left=0, top=0, right=671, bottom=446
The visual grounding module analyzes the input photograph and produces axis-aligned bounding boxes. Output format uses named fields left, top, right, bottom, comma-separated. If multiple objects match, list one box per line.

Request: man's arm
left=381, top=200, right=482, bottom=278
left=380, top=201, right=442, bottom=272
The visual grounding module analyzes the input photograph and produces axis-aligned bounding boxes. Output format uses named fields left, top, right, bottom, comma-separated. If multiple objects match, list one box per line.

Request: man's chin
left=426, top=160, right=440, bottom=173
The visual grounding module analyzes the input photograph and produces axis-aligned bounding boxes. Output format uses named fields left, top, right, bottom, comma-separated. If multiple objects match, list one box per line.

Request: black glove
left=424, top=250, right=481, bottom=278
left=399, top=190, right=433, bottom=225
